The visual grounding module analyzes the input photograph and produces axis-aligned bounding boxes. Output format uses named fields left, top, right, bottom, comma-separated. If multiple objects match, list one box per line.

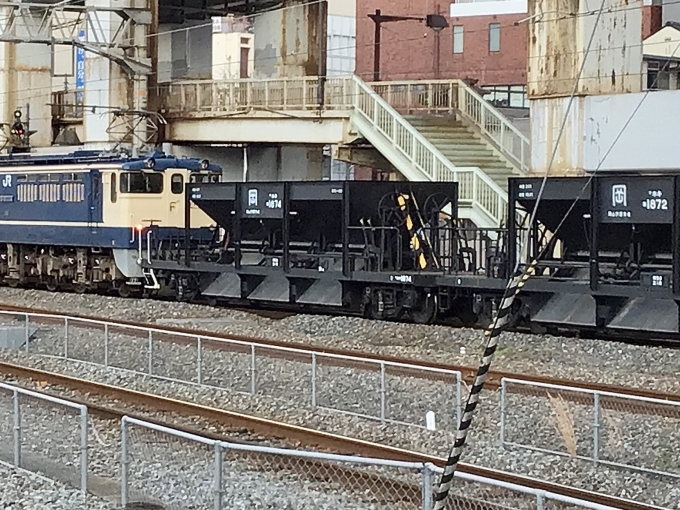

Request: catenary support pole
left=433, top=260, right=537, bottom=508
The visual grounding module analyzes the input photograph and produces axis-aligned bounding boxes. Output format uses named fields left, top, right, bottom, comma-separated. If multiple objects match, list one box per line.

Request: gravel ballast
left=0, top=289, right=678, bottom=508
left=0, top=346, right=678, bottom=509
left=0, top=288, right=676, bottom=395
left=0, top=462, right=116, bottom=510
left=0, top=386, right=427, bottom=510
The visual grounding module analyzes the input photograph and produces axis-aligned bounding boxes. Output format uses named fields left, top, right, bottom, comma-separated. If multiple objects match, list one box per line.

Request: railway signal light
left=10, top=110, right=25, bottom=137
left=7, top=108, right=35, bottom=153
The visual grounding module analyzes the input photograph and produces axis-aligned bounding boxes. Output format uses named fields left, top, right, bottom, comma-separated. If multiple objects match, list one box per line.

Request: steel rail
left=0, top=360, right=664, bottom=510
left=1, top=304, right=678, bottom=405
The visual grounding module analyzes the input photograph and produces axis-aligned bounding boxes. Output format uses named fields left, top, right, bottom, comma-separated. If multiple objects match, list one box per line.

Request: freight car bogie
left=361, top=285, right=437, bottom=324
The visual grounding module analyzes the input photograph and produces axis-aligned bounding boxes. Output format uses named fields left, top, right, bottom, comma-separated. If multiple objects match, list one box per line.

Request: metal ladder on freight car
left=396, top=193, right=440, bottom=271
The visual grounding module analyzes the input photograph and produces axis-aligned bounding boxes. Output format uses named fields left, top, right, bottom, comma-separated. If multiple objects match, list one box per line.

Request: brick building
left=356, top=0, right=662, bottom=109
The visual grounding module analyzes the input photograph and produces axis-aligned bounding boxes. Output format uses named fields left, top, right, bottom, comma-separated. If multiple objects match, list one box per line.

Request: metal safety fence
left=0, top=381, right=87, bottom=492
left=500, top=378, right=680, bottom=479
left=122, top=415, right=621, bottom=510
left=0, top=375, right=658, bottom=510
left=0, top=310, right=463, bottom=432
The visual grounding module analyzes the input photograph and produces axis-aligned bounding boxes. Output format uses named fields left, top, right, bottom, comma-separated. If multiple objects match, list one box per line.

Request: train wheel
left=175, top=275, right=198, bottom=302
left=363, top=289, right=384, bottom=320
left=73, top=283, right=88, bottom=294
left=117, top=283, right=132, bottom=298
left=45, top=278, right=58, bottom=292
left=6, top=279, right=19, bottom=288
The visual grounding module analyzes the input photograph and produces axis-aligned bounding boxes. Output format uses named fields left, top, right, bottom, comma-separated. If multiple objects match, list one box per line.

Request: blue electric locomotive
left=0, top=150, right=221, bottom=295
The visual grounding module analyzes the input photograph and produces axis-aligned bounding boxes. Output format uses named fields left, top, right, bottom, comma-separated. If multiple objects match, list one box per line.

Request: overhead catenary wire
left=534, top=34, right=680, bottom=251
left=434, top=1, right=680, bottom=507
left=0, top=0, right=669, bottom=82
left=0, top=0, right=669, bottom=105
left=431, top=0, right=611, bottom=507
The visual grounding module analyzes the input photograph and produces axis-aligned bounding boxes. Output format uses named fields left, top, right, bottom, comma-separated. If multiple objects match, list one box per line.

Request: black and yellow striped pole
left=432, top=258, right=538, bottom=508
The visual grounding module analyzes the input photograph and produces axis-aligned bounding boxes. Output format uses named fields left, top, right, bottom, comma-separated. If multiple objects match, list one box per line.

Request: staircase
left=350, top=76, right=530, bottom=228
left=404, top=116, right=521, bottom=191
left=157, top=74, right=529, bottom=228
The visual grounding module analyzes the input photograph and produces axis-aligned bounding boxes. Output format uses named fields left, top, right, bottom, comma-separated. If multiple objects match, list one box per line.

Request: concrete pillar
left=83, top=0, right=149, bottom=150
left=0, top=4, right=52, bottom=147
left=173, top=144, right=326, bottom=181
left=528, top=0, right=643, bottom=175
left=157, top=28, right=172, bottom=83
left=166, top=20, right=212, bottom=80
left=253, top=0, right=327, bottom=78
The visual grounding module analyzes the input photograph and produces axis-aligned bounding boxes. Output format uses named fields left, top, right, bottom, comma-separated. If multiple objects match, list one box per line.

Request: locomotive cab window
left=120, top=172, right=163, bottom=194
left=190, top=173, right=220, bottom=184
left=171, top=173, right=184, bottom=194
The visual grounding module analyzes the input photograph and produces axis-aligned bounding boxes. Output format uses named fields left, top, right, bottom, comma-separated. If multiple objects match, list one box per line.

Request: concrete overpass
left=157, top=75, right=530, bottom=228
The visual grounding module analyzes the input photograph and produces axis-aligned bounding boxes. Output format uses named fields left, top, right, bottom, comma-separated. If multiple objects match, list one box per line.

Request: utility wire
left=432, top=0, right=610, bottom=506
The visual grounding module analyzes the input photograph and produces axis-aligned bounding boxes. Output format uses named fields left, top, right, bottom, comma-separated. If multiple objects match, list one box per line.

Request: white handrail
left=160, top=75, right=528, bottom=174
left=457, top=82, right=530, bottom=172
left=366, top=78, right=529, bottom=173
left=351, top=75, right=508, bottom=226
left=158, top=75, right=524, bottom=225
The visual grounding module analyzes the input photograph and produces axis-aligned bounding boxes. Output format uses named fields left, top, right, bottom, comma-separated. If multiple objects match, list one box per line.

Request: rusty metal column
left=316, top=0, right=328, bottom=107
left=132, top=0, right=150, bottom=152
left=147, top=0, right=159, bottom=118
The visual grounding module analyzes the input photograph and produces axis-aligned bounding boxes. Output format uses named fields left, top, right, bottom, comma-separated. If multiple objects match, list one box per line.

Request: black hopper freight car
left=504, top=174, right=680, bottom=339
left=146, top=180, right=470, bottom=324
left=144, top=175, right=680, bottom=341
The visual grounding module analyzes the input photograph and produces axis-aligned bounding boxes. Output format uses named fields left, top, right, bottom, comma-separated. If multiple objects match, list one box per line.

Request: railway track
left=0, top=303, right=678, bottom=407
left=0, top=361, right=662, bottom=510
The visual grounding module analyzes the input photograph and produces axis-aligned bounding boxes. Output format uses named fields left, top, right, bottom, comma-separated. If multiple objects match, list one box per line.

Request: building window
left=453, top=26, right=464, bottom=54
left=489, top=23, right=500, bottom=52
left=484, top=85, right=528, bottom=109
left=645, top=60, right=680, bottom=90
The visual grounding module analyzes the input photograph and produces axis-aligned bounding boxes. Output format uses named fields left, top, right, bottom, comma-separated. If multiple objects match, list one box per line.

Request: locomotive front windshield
left=190, top=173, right=220, bottom=184
left=120, top=172, right=163, bottom=194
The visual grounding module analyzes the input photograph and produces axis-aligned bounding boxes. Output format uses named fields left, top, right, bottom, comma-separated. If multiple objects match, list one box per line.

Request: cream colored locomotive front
left=102, top=168, right=217, bottom=230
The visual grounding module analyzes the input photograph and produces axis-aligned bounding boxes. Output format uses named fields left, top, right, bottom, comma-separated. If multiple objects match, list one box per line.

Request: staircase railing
left=368, top=79, right=530, bottom=173
left=458, top=83, right=529, bottom=173
left=352, top=75, right=507, bottom=226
